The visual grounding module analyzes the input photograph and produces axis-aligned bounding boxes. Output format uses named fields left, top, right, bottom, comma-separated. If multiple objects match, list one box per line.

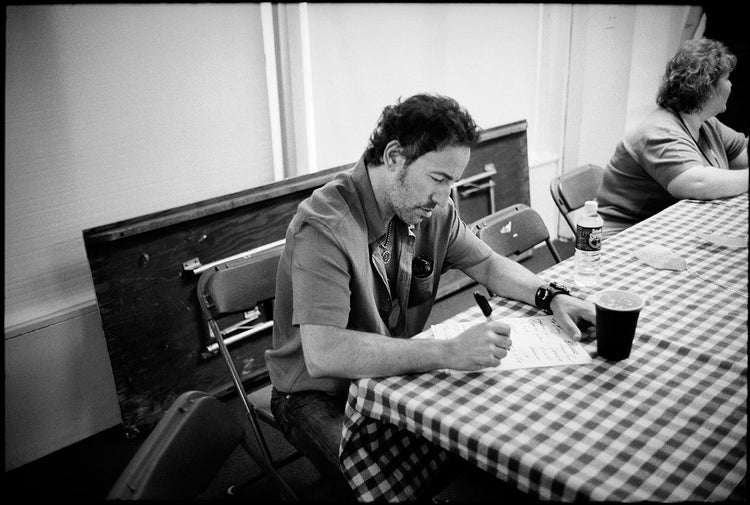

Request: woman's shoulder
left=626, top=108, right=683, bottom=144
left=640, top=107, right=681, bottom=130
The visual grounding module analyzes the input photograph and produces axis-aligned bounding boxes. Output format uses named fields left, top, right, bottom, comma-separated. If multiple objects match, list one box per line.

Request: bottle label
left=576, top=226, right=602, bottom=251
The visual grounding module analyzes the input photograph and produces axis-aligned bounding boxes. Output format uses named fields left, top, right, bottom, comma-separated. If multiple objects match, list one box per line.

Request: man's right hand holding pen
left=437, top=291, right=513, bottom=372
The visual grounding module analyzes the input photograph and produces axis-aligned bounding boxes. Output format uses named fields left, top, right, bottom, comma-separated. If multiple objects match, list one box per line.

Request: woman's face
left=705, top=76, right=732, bottom=117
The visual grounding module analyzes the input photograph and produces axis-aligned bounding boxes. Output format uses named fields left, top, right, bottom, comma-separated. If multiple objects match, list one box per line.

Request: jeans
left=272, top=387, right=472, bottom=501
left=270, top=387, right=354, bottom=499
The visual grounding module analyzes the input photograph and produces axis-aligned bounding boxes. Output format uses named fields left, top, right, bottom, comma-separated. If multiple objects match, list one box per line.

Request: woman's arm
left=728, top=144, right=748, bottom=169
left=666, top=166, right=749, bottom=199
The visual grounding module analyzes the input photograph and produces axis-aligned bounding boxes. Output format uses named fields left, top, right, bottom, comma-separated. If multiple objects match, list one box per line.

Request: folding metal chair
left=196, top=248, right=300, bottom=500
left=472, top=203, right=561, bottom=263
left=471, top=203, right=561, bottom=297
left=108, top=390, right=254, bottom=500
left=549, top=163, right=604, bottom=234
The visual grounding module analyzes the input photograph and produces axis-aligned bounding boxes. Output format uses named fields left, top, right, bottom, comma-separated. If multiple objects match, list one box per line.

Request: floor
left=5, top=240, right=574, bottom=503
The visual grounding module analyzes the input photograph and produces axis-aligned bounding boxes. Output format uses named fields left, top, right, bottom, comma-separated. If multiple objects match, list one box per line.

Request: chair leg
left=228, top=431, right=299, bottom=501
left=211, top=327, right=299, bottom=500
left=226, top=445, right=303, bottom=497
left=546, top=239, right=562, bottom=263
left=226, top=472, right=265, bottom=496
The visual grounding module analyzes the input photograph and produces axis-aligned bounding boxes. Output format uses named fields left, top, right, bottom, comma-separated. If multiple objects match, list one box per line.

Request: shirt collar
left=350, top=155, right=391, bottom=243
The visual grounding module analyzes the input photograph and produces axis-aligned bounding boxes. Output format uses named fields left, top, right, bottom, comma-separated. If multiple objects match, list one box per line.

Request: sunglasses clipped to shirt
left=412, top=257, right=433, bottom=279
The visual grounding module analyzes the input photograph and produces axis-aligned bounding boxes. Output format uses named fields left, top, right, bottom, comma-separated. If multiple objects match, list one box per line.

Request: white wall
left=304, top=3, right=696, bottom=240
left=306, top=3, right=543, bottom=170
left=625, top=5, right=703, bottom=132
left=4, top=3, right=274, bottom=470
left=4, top=4, right=274, bottom=330
left=557, top=4, right=701, bottom=239
left=564, top=5, right=636, bottom=182
left=4, top=3, right=697, bottom=470
left=304, top=3, right=571, bottom=236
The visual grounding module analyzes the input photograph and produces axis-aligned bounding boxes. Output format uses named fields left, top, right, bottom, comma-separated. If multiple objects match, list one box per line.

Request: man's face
left=386, top=145, right=470, bottom=226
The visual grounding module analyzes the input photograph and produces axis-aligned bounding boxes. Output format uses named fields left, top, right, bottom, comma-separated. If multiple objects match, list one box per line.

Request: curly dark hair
left=363, top=93, right=479, bottom=167
left=656, top=38, right=736, bottom=114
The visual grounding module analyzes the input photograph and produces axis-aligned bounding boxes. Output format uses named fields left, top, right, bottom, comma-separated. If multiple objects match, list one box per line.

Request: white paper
left=633, top=244, right=687, bottom=271
left=696, top=233, right=747, bottom=249
left=430, top=315, right=592, bottom=373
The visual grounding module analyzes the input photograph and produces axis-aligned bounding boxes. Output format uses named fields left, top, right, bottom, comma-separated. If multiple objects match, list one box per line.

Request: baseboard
left=5, top=305, right=122, bottom=471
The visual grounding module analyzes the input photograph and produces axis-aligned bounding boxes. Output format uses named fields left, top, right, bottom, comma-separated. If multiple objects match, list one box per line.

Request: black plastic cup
left=592, top=290, right=645, bottom=361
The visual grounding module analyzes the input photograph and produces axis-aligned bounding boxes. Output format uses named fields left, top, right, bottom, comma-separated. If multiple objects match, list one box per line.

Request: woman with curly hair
left=596, top=38, right=748, bottom=239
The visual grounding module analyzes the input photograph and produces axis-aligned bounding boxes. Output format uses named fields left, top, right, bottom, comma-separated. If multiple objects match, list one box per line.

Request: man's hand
left=550, top=295, right=596, bottom=341
left=445, top=320, right=512, bottom=371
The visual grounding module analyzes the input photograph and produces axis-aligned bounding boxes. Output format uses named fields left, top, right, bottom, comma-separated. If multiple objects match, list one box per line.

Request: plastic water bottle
left=574, top=200, right=603, bottom=288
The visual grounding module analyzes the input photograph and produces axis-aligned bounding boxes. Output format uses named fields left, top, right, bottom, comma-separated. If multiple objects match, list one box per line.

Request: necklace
left=673, top=109, right=717, bottom=166
left=379, top=220, right=393, bottom=264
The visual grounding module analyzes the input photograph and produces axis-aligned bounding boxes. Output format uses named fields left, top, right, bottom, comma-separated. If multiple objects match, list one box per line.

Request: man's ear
left=383, top=140, right=403, bottom=170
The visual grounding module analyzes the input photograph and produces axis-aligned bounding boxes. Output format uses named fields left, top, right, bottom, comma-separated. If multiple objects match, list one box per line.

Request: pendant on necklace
left=379, top=220, right=393, bottom=264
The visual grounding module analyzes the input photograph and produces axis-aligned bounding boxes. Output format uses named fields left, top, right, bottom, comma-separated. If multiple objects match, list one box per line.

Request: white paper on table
left=430, top=315, right=592, bottom=373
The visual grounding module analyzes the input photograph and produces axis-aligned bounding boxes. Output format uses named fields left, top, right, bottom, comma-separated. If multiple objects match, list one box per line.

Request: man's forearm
left=463, top=254, right=542, bottom=306
left=300, top=325, right=450, bottom=379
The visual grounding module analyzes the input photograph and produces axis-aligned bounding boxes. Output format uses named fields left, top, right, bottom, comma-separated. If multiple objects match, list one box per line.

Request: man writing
left=265, top=93, right=594, bottom=496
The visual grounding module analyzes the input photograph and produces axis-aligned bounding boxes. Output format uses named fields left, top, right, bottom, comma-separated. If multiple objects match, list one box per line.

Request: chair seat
left=245, top=383, right=302, bottom=471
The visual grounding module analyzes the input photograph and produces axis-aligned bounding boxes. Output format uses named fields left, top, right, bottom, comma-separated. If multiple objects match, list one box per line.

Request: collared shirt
left=596, top=108, right=747, bottom=227
left=265, top=156, right=494, bottom=395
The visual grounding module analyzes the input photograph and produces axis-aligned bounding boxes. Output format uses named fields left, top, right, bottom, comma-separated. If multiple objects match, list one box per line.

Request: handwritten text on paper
left=429, top=316, right=592, bottom=373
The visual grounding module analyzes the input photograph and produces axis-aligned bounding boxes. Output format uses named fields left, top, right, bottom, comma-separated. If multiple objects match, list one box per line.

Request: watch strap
left=535, top=282, right=571, bottom=314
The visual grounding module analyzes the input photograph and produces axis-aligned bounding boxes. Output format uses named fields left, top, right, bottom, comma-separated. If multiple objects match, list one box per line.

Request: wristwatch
left=535, top=281, right=571, bottom=314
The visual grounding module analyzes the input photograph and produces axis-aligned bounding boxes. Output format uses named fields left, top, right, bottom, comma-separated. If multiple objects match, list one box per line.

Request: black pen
left=474, top=291, right=511, bottom=352
left=473, top=291, right=493, bottom=321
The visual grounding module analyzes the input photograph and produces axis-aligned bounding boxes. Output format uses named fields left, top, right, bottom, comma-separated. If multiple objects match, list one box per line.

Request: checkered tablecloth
left=339, top=194, right=748, bottom=502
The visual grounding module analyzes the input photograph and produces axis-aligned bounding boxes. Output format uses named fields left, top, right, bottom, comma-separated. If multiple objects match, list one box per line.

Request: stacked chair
left=549, top=163, right=604, bottom=234
left=108, top=390, right=265, bottom=500
left=472, top=203, right=561, bottom=263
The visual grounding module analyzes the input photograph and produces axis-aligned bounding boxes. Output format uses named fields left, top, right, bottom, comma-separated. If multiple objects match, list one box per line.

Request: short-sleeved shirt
left=596, top=107, right=747, bottom=227
left=265, top=156, right=494, bottom=395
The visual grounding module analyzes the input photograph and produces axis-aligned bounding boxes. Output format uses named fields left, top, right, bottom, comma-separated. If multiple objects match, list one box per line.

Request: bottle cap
left=584, top=201, right=598, bottom=213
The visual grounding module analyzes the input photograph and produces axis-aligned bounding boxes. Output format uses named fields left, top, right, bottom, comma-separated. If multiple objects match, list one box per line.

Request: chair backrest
left=197, top=247, right=281, bottom=321
left=472, top=203, right=561, bottom=263
left=195, top=247, right=281, bottom=414
left=108, top=391, right=247, bottom=500
left=549, top=163, right=604, bottom=233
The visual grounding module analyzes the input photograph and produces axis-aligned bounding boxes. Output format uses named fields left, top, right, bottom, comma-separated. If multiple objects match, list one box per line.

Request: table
left=339, top=194, right=747, bottom=502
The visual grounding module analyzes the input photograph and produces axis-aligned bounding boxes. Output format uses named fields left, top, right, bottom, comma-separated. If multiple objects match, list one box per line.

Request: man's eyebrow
left=432, top=170, right=456, bottom=181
